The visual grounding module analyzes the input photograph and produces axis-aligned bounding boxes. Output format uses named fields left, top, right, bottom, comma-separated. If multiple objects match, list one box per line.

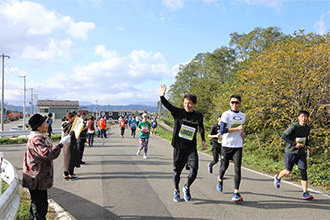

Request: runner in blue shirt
left=130, top=116, right=137, bottom=138
left=151, top=118, right=158, bottom=135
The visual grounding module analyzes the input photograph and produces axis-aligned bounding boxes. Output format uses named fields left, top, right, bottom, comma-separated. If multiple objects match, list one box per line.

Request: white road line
left=198, top=151, right=330, bottom=198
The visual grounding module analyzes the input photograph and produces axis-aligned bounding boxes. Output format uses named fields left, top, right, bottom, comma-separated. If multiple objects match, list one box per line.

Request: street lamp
left=18, top=75, right=26, bottom=130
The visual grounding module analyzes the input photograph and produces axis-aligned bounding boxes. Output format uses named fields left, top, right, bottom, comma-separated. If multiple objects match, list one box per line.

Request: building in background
left=37, top=100, right=79, bottom=120
left=91, top=110, right=150, bottom=120
left=79, top=107, right=89, bottom=116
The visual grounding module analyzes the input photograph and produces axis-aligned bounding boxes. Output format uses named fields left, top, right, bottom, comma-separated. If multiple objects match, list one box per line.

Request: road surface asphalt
left=1, top=124, right=329, bottom=219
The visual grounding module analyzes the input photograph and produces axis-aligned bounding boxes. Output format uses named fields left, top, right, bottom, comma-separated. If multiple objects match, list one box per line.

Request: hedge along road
left=1, top=125, right=329, bottom=220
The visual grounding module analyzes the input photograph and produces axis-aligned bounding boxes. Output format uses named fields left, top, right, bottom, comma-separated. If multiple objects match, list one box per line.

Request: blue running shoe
left=182, top=185, right=191, bottom=201
left=173, top=190, right=180, bottom=202
left=232, top=193, right=243, bottom=202
left=208, top=163, right=213, bottom=174
left=217, top=180, right=223, bottom=192
left=302, top=192, right=314, bottom=200
left=274, top=175, right=281, bottom=189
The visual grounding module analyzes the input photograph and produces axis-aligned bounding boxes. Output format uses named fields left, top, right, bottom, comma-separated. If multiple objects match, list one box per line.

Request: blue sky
left=0, top=0, right=329, bottom=108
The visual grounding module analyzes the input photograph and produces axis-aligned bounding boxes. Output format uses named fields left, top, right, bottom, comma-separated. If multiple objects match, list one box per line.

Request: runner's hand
left=236, top=125, right=244, bottom=131
left=202, top=141, right=207, bottom=150
left=307, top=146, right=313, bottom=154
left=160, top=84, right=167, bottom=97
left=60, top=135, right=71, bottom=145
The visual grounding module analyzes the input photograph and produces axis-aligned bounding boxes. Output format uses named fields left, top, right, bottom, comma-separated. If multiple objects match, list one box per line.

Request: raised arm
left=159, top=84, right=179, bottom=113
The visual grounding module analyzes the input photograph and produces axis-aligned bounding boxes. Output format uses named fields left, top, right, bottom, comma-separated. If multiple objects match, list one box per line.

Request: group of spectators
left=96, top=116, right=107, bottom=138
left=22, top=111, right=99, bottom=219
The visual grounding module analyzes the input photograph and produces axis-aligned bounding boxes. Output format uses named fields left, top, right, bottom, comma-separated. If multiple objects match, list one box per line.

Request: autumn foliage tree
left=167, top=27, right=330, bottom=188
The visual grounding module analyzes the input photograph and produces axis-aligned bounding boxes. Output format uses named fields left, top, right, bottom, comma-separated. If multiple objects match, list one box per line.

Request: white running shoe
left=136, top=150, right=141, bottom=156
left=143, top=154, right=147, bottom=159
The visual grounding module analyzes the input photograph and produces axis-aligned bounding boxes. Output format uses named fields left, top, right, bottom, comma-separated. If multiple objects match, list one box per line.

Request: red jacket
left=98, top=119, right=107, bottom=130
left=119, top=119, right=126, bottom=128
left=22, top=131, right=62, bottom=190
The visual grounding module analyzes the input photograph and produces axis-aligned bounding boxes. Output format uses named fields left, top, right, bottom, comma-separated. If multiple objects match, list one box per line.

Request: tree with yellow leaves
left=222, top=32, right=330, bottom=157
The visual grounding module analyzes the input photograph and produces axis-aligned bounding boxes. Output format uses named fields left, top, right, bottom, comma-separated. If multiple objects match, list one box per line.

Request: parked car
left=10, top=127, right=20, bottom=131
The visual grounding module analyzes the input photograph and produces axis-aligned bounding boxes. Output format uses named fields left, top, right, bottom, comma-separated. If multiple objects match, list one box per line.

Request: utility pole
left=19, top=75, right=26, bottom=129
left=94, top=100, right=98, bottom=118
left=1, top=54, right=10, bottom=131
left=34, top=94, right=38, bottom=113
left=30, top=88, right=33, bottom=114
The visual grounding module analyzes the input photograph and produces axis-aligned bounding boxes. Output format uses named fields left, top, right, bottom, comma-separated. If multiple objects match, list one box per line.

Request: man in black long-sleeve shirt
left=159, top=84, right=207, bottom=202
left=274, top=110, right=314, bottom=200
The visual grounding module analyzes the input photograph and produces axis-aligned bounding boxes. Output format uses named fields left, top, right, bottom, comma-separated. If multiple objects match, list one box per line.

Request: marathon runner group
left=21, top=83, right=315, bottom=219
left=159, top=84, right=314, bottom=203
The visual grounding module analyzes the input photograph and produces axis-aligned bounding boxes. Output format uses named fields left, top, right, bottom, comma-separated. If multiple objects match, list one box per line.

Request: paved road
left=1, top=118, right=27, bottom=131
left=1, top=125, right=329, bottom=219
left=2, top=118, right=64, bottom=131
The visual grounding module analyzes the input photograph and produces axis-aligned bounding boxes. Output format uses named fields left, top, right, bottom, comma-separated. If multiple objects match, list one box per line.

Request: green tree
left=229, top=26, right=289, bottom=61
left=169, top=47, right=237, bottom=118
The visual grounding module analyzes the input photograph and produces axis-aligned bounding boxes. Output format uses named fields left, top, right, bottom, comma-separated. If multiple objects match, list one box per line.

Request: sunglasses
left=231, top=101, right=240, bottom=105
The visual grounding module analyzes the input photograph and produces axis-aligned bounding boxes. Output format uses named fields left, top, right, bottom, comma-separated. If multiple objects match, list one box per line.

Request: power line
left=5, top=61, right=19, bottom=77
left=4, top=80, right=23, bottom=95
left=8, top=60, right=20, bottom=76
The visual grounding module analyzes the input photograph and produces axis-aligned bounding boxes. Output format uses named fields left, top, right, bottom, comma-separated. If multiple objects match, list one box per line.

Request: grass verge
left=1, top=182, right=57, bottom=220
left=157, top=120, right=330, bottom=192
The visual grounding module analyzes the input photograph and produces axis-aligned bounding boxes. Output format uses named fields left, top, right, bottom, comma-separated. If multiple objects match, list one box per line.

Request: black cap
left=28, top=113, right=47, bottom=131
left=217, top=113, right=222, bottom=118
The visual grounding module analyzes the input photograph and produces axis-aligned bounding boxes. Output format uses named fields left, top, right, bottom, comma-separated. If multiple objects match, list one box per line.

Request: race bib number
left=296, top=137, right=306, bottom=146
left=179, top=125, right=196, bottom=141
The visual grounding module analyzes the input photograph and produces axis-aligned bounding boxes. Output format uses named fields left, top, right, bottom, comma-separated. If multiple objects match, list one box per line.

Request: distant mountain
left=80, top=104, right=158, bottom=113
left=5, top=103, right=158, bottom=113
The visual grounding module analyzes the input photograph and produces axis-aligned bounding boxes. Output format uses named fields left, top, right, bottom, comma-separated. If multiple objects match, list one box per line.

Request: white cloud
left=66, top=19, right=95, bottom=41
left=3, top=46, right=176, bottom=105
left=21, top=38, right=73, bottom=61
left=0, top=0, right=95, bottom=61
left=95, top=45, right=119, bottom=59
left=161, top=0, right=285, bottom=10
left=18, top=47, right=175, bottom=105
left=314, top=14, right=328, bottom=35
left=232, top=0, right=286, bottom=8
left=162, top=0, right=184, bottom=10
left=74, top=47, right=172, bottom=84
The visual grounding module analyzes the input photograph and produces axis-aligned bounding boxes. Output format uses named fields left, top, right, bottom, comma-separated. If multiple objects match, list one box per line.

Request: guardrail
left=158, top=121, right=173, bottom=133
left=0, top=152, right=20, bottom=220
left=0, top=128, right=62, bottom=137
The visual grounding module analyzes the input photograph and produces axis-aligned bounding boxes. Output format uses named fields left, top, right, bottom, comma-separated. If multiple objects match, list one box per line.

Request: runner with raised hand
left=159, top=84, right=207, bottom=202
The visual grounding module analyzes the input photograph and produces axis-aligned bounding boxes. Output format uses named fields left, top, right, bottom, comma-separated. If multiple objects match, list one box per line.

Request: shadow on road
left=75, top=171, right=173, bottom=180
left=49, top=187, right=210, bottom=220
left=192, top=191, right=330, bottom=211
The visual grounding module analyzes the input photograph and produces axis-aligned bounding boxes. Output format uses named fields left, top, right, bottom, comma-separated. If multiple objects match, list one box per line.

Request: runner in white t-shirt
left=217, top=95, right=246, bottom=202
